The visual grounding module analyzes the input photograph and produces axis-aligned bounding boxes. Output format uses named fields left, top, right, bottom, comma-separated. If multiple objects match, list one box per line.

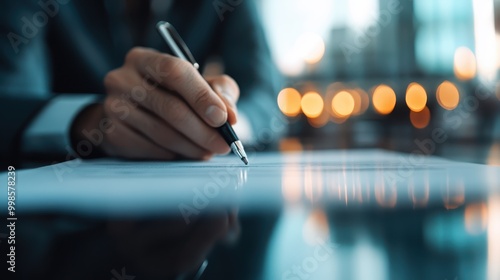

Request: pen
left=156, top=21, right=249, bottom=165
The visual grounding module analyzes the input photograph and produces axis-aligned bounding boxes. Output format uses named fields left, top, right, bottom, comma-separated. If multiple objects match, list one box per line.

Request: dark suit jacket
left=0, top=0, right=282, bottom=167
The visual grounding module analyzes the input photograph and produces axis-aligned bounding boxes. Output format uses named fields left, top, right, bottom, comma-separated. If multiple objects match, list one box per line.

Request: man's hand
left=72, top=47, right=240, bottom=160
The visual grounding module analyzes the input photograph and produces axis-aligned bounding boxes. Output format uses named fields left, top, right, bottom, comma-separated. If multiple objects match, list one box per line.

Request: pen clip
left=156, top=21, right=199, bottom=70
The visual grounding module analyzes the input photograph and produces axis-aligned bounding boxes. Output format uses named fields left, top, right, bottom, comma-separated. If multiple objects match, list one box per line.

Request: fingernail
left=206, top=105, right=227, bottom=127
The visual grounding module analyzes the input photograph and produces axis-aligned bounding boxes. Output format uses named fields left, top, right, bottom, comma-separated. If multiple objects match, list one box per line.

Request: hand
left=72, top=47, right=240, bottom=160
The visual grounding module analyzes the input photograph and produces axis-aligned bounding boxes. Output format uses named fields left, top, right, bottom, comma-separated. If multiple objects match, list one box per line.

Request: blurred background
left=3, top=1, right=500, bottom=279
left=251, top=0, right=500, bottom=165
left=246, top=2, right=500, bottom=278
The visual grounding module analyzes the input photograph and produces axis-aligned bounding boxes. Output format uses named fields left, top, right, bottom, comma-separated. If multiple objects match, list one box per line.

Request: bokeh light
left=325, top=82, right=344, bottom=117
left=296, top=33, right=326, bottom=64
left=301, top=91, right=324, bottom=118
left=454, top=47, right=477, bottom=81
left=372, top=84, right=397, bottom=115
left=410, top=106, right=431, bottom=129
left=277, top=88, right=302, bottom=117
left=331, top=91, right=355, bottom=117
left=405, top=83, right=427, bottom=112
left=437, top=81, right=460, bottom=110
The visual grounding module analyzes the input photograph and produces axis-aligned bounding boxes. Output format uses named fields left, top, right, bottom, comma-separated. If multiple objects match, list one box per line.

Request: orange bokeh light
left=277, top=88, right=302, bottom=117
left=437, top=81, right=460, bottom=110
left=405, top=83, right=427, bottom=112
left=372, top=84, right=397, bottom=115
left=331, top=91, right=355, bottom=117
left=301, top=91, right=324, bottom=118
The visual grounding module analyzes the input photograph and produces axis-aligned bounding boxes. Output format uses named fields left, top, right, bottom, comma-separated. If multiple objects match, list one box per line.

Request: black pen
left=156, top=21, right=249, bottom=165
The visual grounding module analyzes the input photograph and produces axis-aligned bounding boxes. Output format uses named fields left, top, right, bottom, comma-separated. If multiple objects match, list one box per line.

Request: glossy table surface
left=1, top=149, right=499, bottom=280
left=4, top=150, right=499, bottom=215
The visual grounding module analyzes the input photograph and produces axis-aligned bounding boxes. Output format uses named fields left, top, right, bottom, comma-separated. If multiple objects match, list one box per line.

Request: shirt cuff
left=21, top=94, right=100, bottom=157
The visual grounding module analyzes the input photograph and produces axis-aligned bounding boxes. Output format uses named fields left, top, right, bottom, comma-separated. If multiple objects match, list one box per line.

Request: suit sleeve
left=0, top=1, right=97, bottom=167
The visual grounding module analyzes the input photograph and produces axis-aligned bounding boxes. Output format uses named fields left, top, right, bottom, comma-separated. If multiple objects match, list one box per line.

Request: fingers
left=206, top=75, right=240, bottom=125
left=102, top=47, right=241, bottom=161
left=127, top=47, right=229, bottom=127
left=128, top=87, right=230, bottom=155
left=104, top=70, right=230, bottom=156
left=115, top=100, right=213, bottom=160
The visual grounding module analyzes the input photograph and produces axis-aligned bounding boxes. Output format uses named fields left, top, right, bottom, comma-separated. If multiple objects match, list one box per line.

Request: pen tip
left=242, top=157, right=248, bottom=165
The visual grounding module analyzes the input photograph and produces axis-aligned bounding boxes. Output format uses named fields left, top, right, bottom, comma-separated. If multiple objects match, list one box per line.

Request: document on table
left=1, top=150, right=499, bottom=217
